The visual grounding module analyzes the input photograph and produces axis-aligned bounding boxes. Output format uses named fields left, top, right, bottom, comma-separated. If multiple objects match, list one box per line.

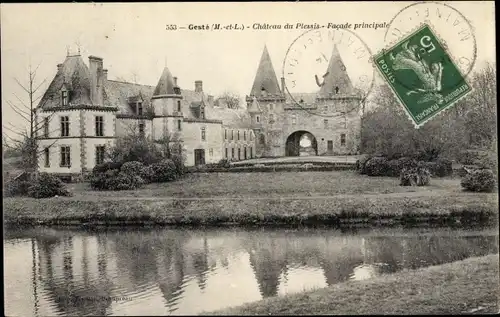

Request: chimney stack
left=173, top=77, right=178, bottom=87
left=103, top=69, right=108, bottom=82
left=281, top=77, right=286, bottom=93
left=89, top=56, right=104, bottom=106
left=57, top=64, right=63, bottom=72
left=195, top=80, right=203, bottom=93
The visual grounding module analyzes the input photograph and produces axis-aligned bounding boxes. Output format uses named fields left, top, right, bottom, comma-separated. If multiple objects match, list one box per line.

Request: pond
left=4, top=226, right=498, bottom=316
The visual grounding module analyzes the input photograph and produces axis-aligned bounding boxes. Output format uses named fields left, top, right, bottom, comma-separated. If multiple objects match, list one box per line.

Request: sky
left=1, top=1, right=495, bottom=141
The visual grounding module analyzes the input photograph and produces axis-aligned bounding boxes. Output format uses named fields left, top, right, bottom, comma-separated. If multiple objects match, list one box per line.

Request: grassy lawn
left=202, top=254, right=499, bottom=315
left=66, top=171, right=466, bottom=199
left=4, top=171, right=498, bottom=227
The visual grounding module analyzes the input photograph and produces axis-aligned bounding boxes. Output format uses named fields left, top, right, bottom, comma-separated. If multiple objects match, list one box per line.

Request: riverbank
left=4, top=172, right=498, bottom=228
left=202, top=254, right=499, bottom=315
left=4, top=192, right=497, bottom=227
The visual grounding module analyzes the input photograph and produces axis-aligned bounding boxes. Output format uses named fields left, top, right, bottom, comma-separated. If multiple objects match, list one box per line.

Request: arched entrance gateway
left=285, top=131, right=318, bottom=157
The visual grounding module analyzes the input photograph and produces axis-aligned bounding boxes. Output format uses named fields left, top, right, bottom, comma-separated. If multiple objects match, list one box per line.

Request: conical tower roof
left=318, top=44, right=354, bottom=96
left=153, top=66, right=176, bottom=96
left=250, top=45, right=282, bottom=97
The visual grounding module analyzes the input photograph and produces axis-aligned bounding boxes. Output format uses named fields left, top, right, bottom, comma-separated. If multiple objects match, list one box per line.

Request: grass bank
left=202, top=254, right=499, bottom=315
left=4, top=192, right=497, bottom=227
left=4, top=172, right=498, bottom=228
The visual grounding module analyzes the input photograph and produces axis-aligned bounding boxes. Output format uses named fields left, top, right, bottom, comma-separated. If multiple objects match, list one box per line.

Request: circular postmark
left=383, top=1, right=477, bottom=90
left=282, top=28, right=375, bottom=118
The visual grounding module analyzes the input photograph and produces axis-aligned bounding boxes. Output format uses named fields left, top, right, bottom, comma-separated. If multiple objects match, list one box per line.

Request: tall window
left=225, top=147, right=228, bottom=158
left=43, top=117, right=49, bottom=137
left=231, top=148, right=235, bottom=159
left=61, top=90, right=69, bottom=106
left=256, top=115, right=260, bottom=123
left=231, top=130, right=234, bottom=140
left=138, top=122, right=145, bottom=137
left=238, top=148, right=241, bottom=160
left=209, top=148, right=213, bottom=157
left=244, top=146, right=247, bottom=159
left=177, top=120, right=182, bottom=131
left=250, top=147, right=253, bottom=158
left=340, top=133, right=346, bottom=146
left=201, top=127, right=206, bottom=141
left=250, top=132, right=253, bottom=141
left=60, top=146, right=71, bottom=167
left=60, top=116, right=69, bottom=137
left=324, top=119, right=329, bottom=129
left=95, top=116, right=104, bottom=136
left=96, top=145, right=106, bottom=165
left=200, top=106, right=205, bottom=119
left=244, top=131, right=246, bottom=141
left=224, top=129, right=227, bottom=140
left=137, top=102, right=143, bottom=115
left=177, top=100, right=181, bottom=112
left=44, top=147, right=50, bottom=167
left=237, top=130, right=240, bottom=141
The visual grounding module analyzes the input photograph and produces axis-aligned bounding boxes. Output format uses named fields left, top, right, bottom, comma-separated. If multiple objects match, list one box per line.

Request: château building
left=246, top=45, right=363, bottom=158
left=35, top=44, right=361, bottom=178
left=35, top=53, right=254, bottom=178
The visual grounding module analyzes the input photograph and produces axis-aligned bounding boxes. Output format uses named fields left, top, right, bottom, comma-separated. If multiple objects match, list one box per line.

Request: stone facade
left=246, top=45, right=362, bottom=158
left=35, top=53, right=255, bottom=178
left=35, top=45, right=360, bottom=178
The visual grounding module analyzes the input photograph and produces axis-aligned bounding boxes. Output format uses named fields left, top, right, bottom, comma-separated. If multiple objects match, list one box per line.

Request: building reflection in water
left=23, top=228, right=498, bottom=316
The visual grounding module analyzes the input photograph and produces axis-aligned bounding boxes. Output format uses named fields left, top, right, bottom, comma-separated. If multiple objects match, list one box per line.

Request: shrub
left=171, top=153, right=186, bottom=176
left=140, top=165, right=155, bottom=183
left=433, top=158, right=453, bottom=177
left=4, top=179, right=31, bottom=197
left=113, top=172, right=145, bottom=190
left=461, top=169, right=496, bottom=192
left=356, top=155, right=372, bottom=175
left=92, top=161, right=123, bottom=174
left=399, top=167, right=431, bottom=186
left=27, top=173, right=71, bottom=198
left=150, top=159, right=178, bottom=183
left=364, top=157, right=389, bottom=176
left=90, top=169, right=144, bottom=191
left=217, top=158, right=231, bottom=168
left=120, top=161, right=144, bottom=176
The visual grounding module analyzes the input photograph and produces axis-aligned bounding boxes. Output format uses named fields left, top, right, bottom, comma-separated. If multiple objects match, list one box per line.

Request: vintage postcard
left=2, top=2, right=498, bottom=316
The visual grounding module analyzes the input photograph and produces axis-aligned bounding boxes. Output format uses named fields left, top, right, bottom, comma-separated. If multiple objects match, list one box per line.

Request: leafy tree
left=215, top=91, right=241, bottom=109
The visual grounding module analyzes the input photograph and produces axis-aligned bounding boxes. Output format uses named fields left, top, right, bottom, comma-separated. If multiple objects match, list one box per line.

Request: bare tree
left=2, top=62, right=55, bottom=172
left=215, top=91, right=241, bottom=109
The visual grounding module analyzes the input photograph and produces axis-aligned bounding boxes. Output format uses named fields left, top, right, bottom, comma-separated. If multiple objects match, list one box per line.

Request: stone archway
left=285, top=130, right=318, bottom=156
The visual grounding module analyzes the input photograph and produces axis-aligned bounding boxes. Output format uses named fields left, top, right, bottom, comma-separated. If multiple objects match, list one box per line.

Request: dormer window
left=61, top=90, right=69, bottom=106
left=137, top=102, right=143, bottom=115
left=200, top=106, right=205, bottom=119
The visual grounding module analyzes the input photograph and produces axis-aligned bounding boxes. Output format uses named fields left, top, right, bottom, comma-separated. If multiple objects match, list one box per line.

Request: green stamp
left=374, top=24, right=472, bottom=128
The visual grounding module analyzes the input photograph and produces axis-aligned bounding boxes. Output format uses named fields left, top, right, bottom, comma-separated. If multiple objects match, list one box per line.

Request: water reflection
left=4, top=227, right=498, bottom=316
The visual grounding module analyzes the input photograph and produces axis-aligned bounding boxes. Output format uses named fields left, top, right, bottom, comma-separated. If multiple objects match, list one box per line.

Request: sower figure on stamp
left=390, top=41, right=444, bottom=104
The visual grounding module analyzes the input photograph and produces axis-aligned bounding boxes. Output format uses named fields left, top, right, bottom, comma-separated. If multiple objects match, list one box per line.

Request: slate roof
left=38, top=55, right=92, bottom=109
left=206, top=106, right=252, bottom=129
left=153, top=67, right=177, bottom=96
left=104, top=80, right=154, bottom=114
left=249, top=45, right=282, bottom=98
left=318, top=44, right=355, bottom=96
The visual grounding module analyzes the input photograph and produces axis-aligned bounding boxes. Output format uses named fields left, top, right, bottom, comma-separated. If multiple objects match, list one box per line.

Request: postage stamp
left=374, top=23, right=472, bottom=128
